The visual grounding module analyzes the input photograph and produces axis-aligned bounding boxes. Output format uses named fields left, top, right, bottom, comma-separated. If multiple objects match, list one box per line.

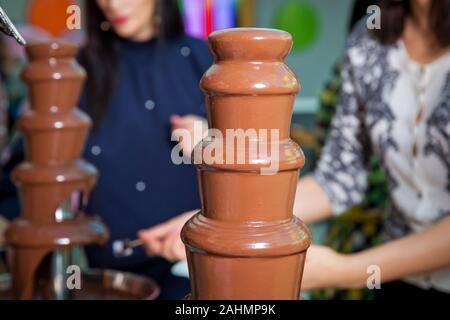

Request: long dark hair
left=371, top=0, right=450, bottom=46
left=82, top=0, right=184, bottom=126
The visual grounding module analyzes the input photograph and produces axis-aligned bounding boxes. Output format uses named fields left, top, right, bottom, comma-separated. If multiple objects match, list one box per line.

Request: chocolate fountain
left=2, top=41, right=159, bottom=300
left=182, top=28, right=312, bottom=299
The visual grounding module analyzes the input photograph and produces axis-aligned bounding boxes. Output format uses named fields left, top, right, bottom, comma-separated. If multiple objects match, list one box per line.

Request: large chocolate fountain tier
left=182, top=28, right=312, bottom=300
left=2, top=42, right=159, bottom=300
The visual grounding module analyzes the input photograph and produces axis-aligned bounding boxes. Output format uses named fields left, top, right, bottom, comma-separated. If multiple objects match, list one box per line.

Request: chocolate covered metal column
left=182, top=28, right=311, bottom=300
left=5, top=42, right=108, bottom=299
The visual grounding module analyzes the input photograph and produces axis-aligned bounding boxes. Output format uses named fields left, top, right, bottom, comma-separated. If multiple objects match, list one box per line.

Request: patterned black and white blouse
left=313, top=23, right=450, bottom=292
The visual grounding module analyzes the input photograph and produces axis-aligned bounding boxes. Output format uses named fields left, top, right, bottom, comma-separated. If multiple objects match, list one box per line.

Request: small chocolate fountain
left=2, top=41, right=159, bottom=300
left=182, top=28, right=312, bottom=300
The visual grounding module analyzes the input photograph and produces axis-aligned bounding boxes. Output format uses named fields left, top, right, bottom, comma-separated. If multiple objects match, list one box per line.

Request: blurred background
left=1, top=0, right=353, bottom=108
left=0, top=0, right=387, bottom=300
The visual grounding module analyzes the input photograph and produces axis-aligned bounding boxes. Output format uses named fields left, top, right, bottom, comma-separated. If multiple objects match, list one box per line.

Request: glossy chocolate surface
left=182, top=28, right=311, bottom=300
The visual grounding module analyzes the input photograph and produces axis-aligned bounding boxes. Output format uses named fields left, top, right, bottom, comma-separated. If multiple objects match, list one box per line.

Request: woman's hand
left=301, top=245, right=357, bottom=291
left=170, top=114, right=208, bottom=159
left=138, top=210, right=197, bottom=262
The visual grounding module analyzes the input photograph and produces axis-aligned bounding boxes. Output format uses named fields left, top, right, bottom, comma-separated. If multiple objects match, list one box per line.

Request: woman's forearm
left=293, top=176, right=333, bottom=224
left=342, top=215, right=450, bottom=288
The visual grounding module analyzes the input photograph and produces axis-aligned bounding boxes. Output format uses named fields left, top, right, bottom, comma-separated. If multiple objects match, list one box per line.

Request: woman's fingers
left=143, top=225, right=186, bottom=261
left=162, top=231, right=179, bottom=261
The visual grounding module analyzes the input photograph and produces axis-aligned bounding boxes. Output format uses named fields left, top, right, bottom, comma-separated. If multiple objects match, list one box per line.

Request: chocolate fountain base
left=0, top=269, right=160, bottom=300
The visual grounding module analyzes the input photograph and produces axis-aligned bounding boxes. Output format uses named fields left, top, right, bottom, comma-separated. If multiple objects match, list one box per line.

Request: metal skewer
left=0, top=6, right=26, bottom=45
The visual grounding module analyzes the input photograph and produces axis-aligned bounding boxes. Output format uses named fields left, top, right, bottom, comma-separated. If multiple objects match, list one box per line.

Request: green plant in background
left=274, top=0, right=320, bottom=51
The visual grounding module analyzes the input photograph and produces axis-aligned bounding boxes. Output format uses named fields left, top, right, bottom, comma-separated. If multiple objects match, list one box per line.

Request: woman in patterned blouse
left=294, top=0, right=450, bottom=299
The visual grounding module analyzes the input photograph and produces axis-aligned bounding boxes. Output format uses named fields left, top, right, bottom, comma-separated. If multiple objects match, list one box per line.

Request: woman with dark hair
left=290, top=0, right=450, bottom=299
left=77, top=0, right=210, bottom=299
